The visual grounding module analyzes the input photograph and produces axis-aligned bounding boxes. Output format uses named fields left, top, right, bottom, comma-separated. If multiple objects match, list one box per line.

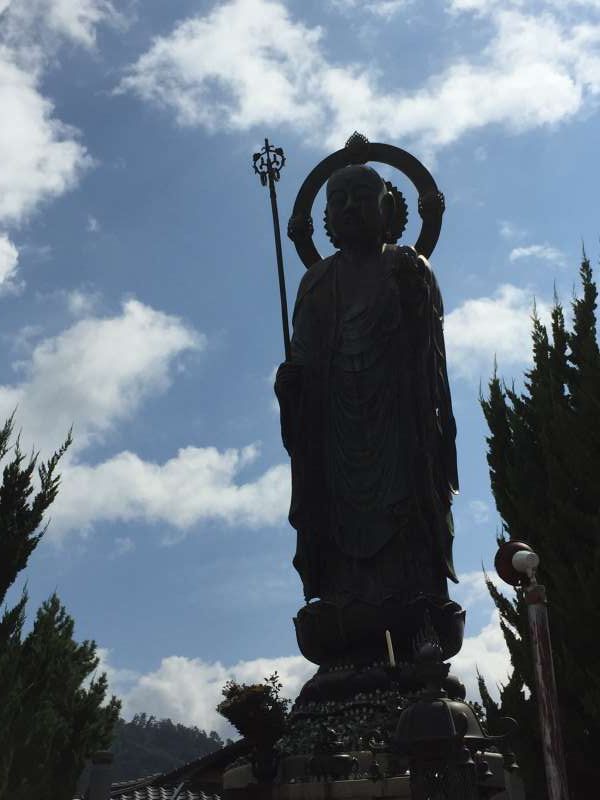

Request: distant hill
left=111, top=713, right=227, bottom=782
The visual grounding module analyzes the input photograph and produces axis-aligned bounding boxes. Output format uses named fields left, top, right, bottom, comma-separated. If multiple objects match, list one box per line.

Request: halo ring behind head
left=287, top=133, right=445, bottom=270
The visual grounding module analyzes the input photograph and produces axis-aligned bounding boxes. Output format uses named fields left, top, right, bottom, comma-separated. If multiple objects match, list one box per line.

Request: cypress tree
left=479, top=255, right=600, bottom=798
left=0, top=418, right=121, bottom=799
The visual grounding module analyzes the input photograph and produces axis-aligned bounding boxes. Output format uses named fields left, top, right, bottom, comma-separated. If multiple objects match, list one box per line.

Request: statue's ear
left=381, top=180, right=408, bottom=244
left=380, top=187, right=396, bottom=244
left=323, top=207, right=340, bottom=248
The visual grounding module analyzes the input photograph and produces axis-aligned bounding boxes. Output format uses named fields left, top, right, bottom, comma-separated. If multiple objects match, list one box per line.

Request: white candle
left=385, top=629, right=396, bottom=667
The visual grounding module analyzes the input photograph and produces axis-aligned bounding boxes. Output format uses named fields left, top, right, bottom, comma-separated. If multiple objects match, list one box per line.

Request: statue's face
left=326, top=166, right=386, bottom=249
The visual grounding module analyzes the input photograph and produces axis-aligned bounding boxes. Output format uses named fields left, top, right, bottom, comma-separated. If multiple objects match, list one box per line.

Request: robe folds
left=275, top=244, right=458, bottom=606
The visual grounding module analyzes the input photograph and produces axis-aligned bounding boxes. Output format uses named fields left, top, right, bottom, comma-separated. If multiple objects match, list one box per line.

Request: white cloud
left=0, top=48, right=90, bottom=225
left=452, top=609, right=511, bottom=702
left=0, top=297, right=291, bottom=543
left=51, top=445, right=290, bottom=540
left=0, top=233, right=19, bottom=288
left=119, top=0, right=600, bottom=157
left=0, top=2, right=124, bottom=232
left=99, top=650, right=315, bottom=737
left=0, top=299, right=202, bottom=458
left=451, top=572, right=514, bottom=703
left=455, top=568, right=507, bottom=610
left=446, top=0, right=516, bottom=13
left=1, top=0, right=123, bottom=51
left=331, top=0, right=413, bottom=17
left=96, top=647, right=141, bottom=690
left=449, top=0, right=600, bottom=14
left=42, top=0, right=122, bottom=47
left=445, top=283, right=550, bottom=379
left=509, top=243, right=566, bottom=265
left=118, top=0, right=324, bottom=134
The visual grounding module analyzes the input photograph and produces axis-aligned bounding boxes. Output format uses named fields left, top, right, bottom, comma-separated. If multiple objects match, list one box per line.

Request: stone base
left=223, top=758, right=411, bottom=798
left=294, top=595, right=465, bottom=667
left=224, top=776, right=411, bottom=799
left=223, top=751, right=511, bottom=799
left=280, top=660, right=467, bottom=758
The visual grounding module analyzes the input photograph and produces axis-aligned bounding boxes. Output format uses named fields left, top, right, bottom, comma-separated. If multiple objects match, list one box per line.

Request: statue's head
left=325, top=164, right=394, bottom=250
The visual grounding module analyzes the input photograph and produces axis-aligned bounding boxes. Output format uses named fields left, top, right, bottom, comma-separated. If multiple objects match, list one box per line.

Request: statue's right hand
left=275, top=361, right=303, bottom=390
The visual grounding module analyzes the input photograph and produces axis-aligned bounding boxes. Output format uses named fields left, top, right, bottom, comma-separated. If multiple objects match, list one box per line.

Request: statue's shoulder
left=295, top=254, right=337, bottom=306
left=384, top=244, right=441, bottom=296
left=383, top=244, right=435, bottom=278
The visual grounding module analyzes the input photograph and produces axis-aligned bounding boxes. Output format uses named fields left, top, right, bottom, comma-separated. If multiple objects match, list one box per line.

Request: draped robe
left=275, top=244, right=458, bottom=608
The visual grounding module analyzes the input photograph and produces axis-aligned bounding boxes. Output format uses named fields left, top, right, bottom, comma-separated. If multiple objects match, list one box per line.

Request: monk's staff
left=252, top=139, right=291, bottom=361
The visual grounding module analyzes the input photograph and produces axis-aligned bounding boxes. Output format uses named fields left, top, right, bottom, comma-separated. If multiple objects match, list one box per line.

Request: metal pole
left=525, top=581, right=570, bottom=800
left=495, top=542, right=571, bottom=800
left=253, top=139, right=291, bottom=362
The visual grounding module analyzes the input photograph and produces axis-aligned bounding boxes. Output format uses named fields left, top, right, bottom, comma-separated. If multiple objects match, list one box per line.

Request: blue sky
left=1, top=0, right=599, bottom=735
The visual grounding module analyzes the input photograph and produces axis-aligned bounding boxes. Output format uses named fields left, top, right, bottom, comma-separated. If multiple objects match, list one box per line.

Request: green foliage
left=479, top=255, right=600, bottom=798
left=217, top=671, right=290, bottom=745
left=0, top=416, right=71, bottom=605
left=111, top=714, right=224, bottom=782
left=0, top=418, right=120, bottom=800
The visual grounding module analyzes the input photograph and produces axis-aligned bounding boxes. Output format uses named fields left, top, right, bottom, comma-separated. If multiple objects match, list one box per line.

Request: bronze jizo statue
left=276, top=135, right=464, bottom=668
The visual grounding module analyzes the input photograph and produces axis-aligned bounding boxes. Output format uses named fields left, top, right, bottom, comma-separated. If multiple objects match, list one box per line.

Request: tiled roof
left=111, top=788, right=218, bottom=800
left=109, top=739, right=249, bottom=800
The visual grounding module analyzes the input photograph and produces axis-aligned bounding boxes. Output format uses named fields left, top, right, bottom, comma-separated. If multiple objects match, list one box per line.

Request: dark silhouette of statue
left=276, top=158, right=463, bottom=667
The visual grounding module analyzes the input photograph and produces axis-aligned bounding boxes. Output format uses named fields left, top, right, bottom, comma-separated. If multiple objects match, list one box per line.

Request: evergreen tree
left=479, top=255, right=600, bottom=798
left=0, top=417, right=120, bottom=800
left=111, top=714, right=224, bottom=782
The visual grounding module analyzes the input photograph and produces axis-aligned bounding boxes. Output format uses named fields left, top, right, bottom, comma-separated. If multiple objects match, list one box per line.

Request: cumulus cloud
left=1, top=0, right=123, bottom=51
left=0, top=1, right=123, bottom=235
left=98, top=650, right=315, bottom=737
left=446, top=0, right=515, bottom=13
left=455, top=568, right=506, bottom=610
left=509, top=243, right=566, bottom=265
left=452, top=609, right=511, bottom=701
left=331, top=0, right=414, bottom=17
left=119, top=0, right=600, bottom=157
left=0, top=48, right=90, bottom=225
left=0, top=299, right=203, bottom=458
left=449, top=0, right=600, bottom=14
left=0, top=297, right=292, bottom=542
left=51, top=445, right=290, bottom=540
left=444, top=283, right=550, bottom=380
left=0, top=233, right=19, bottom=289
left=451, top=570, right=513, bottom=700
